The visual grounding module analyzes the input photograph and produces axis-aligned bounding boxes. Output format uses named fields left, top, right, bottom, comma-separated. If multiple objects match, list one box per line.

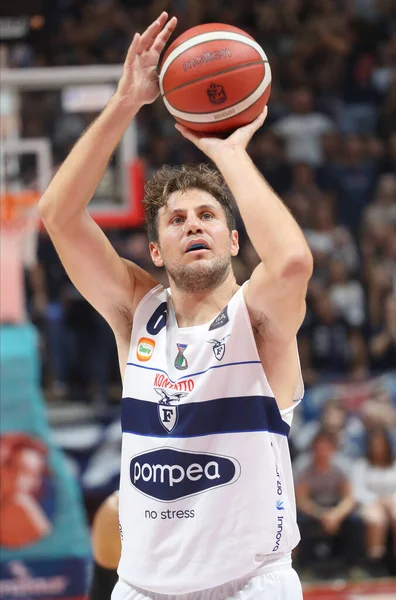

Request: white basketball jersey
left=118, top=284, right=303, bottom=594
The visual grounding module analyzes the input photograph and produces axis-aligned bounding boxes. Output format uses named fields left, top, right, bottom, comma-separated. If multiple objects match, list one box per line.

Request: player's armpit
left=44, top=211, right=157, bottom=332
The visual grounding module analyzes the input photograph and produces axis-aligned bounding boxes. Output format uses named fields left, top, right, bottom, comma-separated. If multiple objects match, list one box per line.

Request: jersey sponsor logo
left=153, top=373, right=194, bottom=392
left=174, top=343, right=188, bottom=370
left=153, top=374, right=194, bottom=434
left=154, top=388, right=188, bottom=433
left=272, top=515, right=284, bottom=552
left=130, top=448, right=241, bottom=502
left=208, top=306, right=229, bottom=331
left=276, top=500, right=284, bottom=511
left=208, top=334, right=230, bottom=361
left=136, top=337, right=155, bottom=361
left=275, top=464, right=283, bottom=496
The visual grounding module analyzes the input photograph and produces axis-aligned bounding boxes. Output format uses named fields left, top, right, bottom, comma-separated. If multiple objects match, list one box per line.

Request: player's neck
left=169, top=272, right=239, bottom=328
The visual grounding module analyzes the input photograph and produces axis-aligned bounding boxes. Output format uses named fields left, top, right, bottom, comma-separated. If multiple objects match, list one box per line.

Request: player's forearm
left=39, top=95, right=140, bottom=229
left=214, top=148, right=313, bottom=275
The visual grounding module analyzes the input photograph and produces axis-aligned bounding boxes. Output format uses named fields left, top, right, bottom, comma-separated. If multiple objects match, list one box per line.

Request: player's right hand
left=116, top=12, right=177, bottom=109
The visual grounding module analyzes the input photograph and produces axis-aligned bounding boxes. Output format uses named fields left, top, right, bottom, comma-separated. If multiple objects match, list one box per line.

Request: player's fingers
left=174, top=123, right=202, bottom=145
left=251, top=106, right=268, bottom=130
left=151, top=16, right=178, bottom=54
left=139, top=12, right=168, bottom=52
left=243, top=106, right=268, bottom=138
left=124, top=33, right=140, bottom=66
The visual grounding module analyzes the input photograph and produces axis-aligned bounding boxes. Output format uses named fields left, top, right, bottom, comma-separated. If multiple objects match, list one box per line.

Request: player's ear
left=149, top=242, right=164, bottom=267
left=230, top=230, right=239, bottom=257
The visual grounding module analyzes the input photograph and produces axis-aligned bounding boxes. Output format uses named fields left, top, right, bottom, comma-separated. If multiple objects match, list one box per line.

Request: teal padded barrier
left=0, top=324, right=91, bottom=599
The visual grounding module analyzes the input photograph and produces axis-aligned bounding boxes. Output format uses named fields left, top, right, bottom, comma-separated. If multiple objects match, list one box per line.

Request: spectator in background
left=353, top=427, right=396, bottom=575
left=249, top=131, right=291, bottom=194
left=289, top=163, right=322, bottom=202
left=364, top=226, right=395, bottom=329
left=377, top=77, right=396, bottom=141
left=37, top=232, right=71, bottom=399
left=316, top=131, right=343, bottom=190
left=296, top=430, right=364, bottom=575
left=363, top=174, right=396, bottom=231
left=272, top=87, right=335, bottom=167
left=370, top=293, right=396, bottom=373
left=299, top=289, right=367, bottom=385
left=304, top=199, right=360, bottom=276
left=317, top=15, right=381, bottom=135
left=332, top=135, right=378, bottom=235
left=328, top=257, right=365, bottom=328
left=379, top=131, right=396, bottom=174
left=63, top=282, right=117, bottom=408
left=293, top=399, right=364, bottom=466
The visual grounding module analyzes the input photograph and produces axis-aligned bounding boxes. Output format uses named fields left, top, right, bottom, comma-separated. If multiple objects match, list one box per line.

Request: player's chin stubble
left=165, top=255, right=231, bottom=293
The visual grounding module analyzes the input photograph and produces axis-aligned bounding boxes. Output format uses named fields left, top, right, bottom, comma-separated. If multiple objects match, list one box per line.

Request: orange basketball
left=159, top=23, right=271, bottom=134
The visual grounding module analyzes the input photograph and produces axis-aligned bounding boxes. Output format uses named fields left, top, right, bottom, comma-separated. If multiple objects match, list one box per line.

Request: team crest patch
left=174, top=343, right=188, bottom=370
left=136, top=337, right=155, bottom=361
left=209, top=306, right=229, bottom=331
left=208, top=335, right=230, bottom=361
left=155, top=388, right=188, bottom=433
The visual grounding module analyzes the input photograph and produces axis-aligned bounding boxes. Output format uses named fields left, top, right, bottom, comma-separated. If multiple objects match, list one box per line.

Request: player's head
left=143, top=164, right=239, bottom=293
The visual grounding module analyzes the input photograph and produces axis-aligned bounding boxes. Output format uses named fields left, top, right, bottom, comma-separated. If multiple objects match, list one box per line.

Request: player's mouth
left=185, top=240, right=210, bottom=253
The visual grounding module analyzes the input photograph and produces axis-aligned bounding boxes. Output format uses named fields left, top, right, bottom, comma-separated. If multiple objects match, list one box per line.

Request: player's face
left=150, top=189, right=239, bottom=293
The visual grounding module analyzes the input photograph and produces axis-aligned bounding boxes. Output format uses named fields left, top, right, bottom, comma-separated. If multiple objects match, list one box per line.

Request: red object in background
left=304, top=579, right=396, bottom=599
left=0, top=433, right=55, bottom=549
left=93, top=159, right=145, bottom=229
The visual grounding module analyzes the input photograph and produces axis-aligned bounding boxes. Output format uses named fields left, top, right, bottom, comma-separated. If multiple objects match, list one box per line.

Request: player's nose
left=185, top=212, right=203, bottom=234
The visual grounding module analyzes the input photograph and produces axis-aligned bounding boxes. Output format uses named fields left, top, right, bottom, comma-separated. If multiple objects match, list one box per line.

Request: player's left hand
left=175, top=107, right=268, bottom=160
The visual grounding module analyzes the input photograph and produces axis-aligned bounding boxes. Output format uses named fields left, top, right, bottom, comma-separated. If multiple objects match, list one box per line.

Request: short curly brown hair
left=143, top=163, right=236, bottom=243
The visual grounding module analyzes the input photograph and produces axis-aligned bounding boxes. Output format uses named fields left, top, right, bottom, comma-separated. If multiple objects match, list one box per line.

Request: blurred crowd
left=4, top=0, right=396, bottom=581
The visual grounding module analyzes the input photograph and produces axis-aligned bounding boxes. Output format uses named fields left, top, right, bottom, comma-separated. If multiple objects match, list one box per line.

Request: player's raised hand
left=174, top=107, right=268, bottom=160
left=116, top=12, right=177, bottom=108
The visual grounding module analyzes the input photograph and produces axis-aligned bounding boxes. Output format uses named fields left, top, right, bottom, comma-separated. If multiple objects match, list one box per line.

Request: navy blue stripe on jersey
left=121, top=395, right=290, bottom=438
left=127, top=360, right=262, bottom=383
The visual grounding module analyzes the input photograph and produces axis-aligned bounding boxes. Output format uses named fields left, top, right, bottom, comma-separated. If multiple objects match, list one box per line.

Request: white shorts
left=111, top=565, right=303, bottom=600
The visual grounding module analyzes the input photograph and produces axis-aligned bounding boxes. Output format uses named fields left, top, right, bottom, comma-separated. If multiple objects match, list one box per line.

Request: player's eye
left=171, top=216, right=184, bottom=225
left=201, top=212, right=214, bottom=220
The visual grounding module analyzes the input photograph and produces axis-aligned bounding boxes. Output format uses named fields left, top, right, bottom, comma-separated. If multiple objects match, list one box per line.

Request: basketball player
left=90, top=491, right=120, bottom=600
left=39, top=12, right=313, bottom=599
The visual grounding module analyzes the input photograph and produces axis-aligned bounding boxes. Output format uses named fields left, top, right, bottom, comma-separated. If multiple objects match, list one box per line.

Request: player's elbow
left=279, top=250, right=313, bottom=283
left=38, top=195, right=60, bottom=231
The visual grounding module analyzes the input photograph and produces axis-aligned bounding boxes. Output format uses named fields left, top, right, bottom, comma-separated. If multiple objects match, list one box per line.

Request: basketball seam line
left=168, top=75, right=269, bottom=122
left=162, top=60, right=267, bottom=107
left=161, top=32, right=259, bottom=77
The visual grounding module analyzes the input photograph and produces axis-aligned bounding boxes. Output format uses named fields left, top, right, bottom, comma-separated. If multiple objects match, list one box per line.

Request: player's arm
left=175, top=110, right=313, bottom=343
left=89, top=492, right=120, bottom=600
left=39, top=13, right=177, bottom=332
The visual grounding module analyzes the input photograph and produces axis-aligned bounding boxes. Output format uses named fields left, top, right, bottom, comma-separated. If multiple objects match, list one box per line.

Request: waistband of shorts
left=117, top=552, right=293, bottom=596
left=250, top=551, right=292, bottom=575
